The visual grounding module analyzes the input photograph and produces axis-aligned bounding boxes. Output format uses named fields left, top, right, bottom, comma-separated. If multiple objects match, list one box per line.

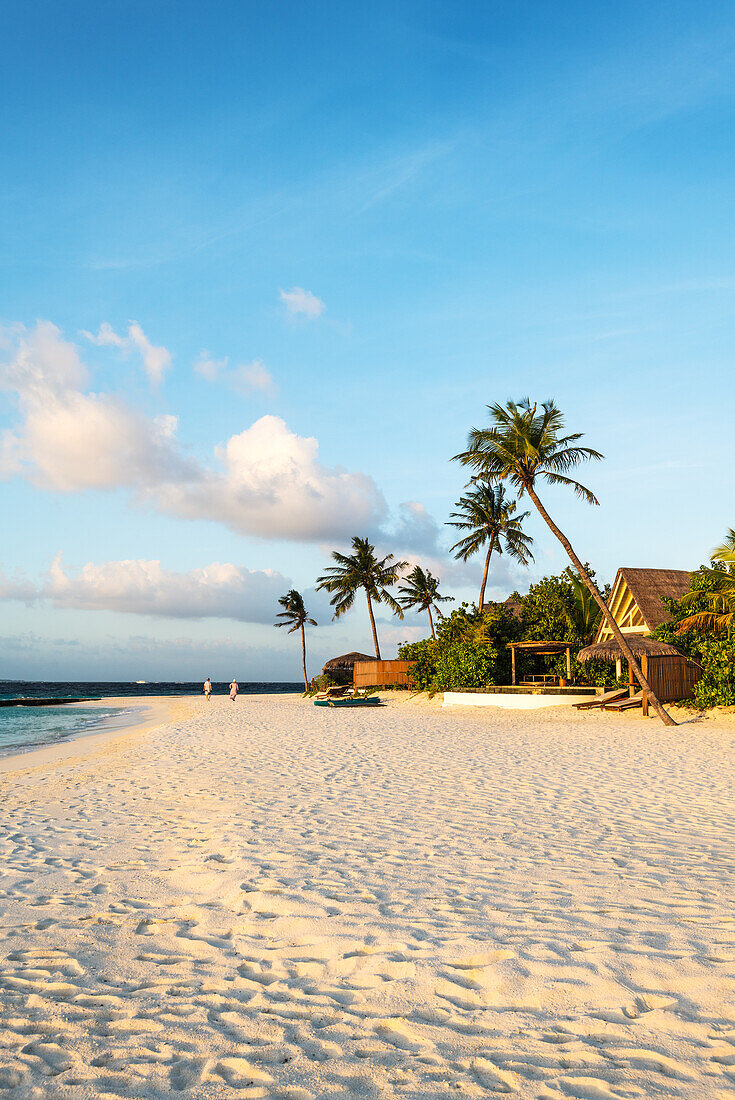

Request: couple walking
left=203, top=678, right=239, bottom=701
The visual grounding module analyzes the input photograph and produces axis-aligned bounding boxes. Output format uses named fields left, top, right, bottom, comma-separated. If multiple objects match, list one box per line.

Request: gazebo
left=507, top=640, right=573, bottom=686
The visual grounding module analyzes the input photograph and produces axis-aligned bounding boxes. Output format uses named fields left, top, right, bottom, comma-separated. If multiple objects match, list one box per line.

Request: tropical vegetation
left=398, top=570, right=616, bottom=694
left=452, top=397, right=675, bottom=725
left=273, top=401, right=729, bottom=718
left=653, top=531, right=735, bottom=708
left=447, top=480, right=534, bottom=609
left=274, top=589, right=317, bottom=691
left=397, top=565, right=453, bottom=638
left=316, top=536, right=407, bottom=659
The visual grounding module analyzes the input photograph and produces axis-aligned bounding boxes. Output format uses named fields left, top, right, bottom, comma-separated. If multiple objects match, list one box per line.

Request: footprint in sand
left=373, top=1018, right=430, bottom=1052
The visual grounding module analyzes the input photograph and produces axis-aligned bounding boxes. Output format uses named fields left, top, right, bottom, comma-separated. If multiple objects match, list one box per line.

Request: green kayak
left=313, top=696, right=382, bottom=707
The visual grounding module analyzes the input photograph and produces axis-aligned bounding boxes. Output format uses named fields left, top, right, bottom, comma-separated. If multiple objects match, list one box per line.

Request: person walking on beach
left=229, top=678, right=239, bottom=701
left=203, top=677, right=213, bottom=702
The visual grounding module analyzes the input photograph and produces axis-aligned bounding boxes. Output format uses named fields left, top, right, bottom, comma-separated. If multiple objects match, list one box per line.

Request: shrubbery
left=398, top=569, right=619, bottom=693
left=654, top=567, right=735, bottom=708
left=398, top=603, right=516, bottom=693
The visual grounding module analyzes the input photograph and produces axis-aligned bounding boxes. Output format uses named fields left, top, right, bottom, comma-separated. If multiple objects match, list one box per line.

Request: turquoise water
left=0, top=705, right=138, bottom=757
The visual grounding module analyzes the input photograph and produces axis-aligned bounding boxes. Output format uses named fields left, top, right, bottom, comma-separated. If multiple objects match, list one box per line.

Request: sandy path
left=0, top=695, right=734, bottom=1099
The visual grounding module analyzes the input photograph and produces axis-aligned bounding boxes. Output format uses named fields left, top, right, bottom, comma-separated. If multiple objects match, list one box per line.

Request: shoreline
left=0, top=695, right=191, bottom=775
left=0, top=686, right=728, bottom=780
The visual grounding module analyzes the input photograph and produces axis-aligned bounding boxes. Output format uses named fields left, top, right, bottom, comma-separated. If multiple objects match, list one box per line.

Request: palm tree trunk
left=478, top=537, right=495, bottom=610
left=427, top=604, right=435, bottom=639
left=301, top=622, right=308, bottom=691
left=365, top=589, right=381, bottom=659
left=525, top=484, right=676, bottom=726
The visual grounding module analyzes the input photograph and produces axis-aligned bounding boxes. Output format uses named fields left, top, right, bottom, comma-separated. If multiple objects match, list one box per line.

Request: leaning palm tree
left=274, top=589, right=317, bottom=691
left=676, top=528, right=735, bottom=636
left=453, top=398, right=676, bottom=726
left=316, top=536, right=407, bottom=659
left=398, top=565, right=453, bottom=639
left=447, top=480, right=534, bottom=609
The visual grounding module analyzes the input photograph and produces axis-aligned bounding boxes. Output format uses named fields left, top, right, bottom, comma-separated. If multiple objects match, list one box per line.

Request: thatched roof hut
left=322, top=651, right=376, bottom=686
left=578, top=634, right=701, bottom=706
left=596, top=568, right=691, bottom=642
left=323, top=652, right=375, bottom=672
left=578, top=636, right=682, bottom=662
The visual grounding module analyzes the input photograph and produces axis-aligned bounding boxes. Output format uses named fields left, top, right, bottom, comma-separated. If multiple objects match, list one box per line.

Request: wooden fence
left=642, top=653, right=702, bottom=703
left=353, top=660, right=414, bottom=688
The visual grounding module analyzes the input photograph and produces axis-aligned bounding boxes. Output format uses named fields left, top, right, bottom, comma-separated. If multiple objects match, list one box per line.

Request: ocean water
left=0, top=681, right=302, bottom=757
left=0, top=680, right=302, bottom=701
left=0, top=704, right=137, bottom=758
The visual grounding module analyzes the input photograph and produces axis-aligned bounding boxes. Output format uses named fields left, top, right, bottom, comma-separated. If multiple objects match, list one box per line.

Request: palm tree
left=316, top=536, right=407, bottom=659
left=453, top=398, right=676, bottom=726
left=398, top=565, right=453, bottom=639
left=447, top=480, right=534, bottom=610
left=274, top=589, right=317, bottom=691
left=676, top=528, right=735, bottom=636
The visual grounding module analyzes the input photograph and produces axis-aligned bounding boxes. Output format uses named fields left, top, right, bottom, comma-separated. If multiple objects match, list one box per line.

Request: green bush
left=399, top=602, right=518, bottom=692
left=398, top=638, right=437, bottom=692
left=653, top=566, right=735, bottom=708
left=691, top=636, right=735, bottom=708
left=433, top=642, right=499, bottom=691
left=397, top=575, right=622, bottom=692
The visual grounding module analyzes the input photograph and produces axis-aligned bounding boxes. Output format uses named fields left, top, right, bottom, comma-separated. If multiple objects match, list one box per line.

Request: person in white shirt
left=203, top=677, right=213, bottom=701
left=229, top=678, right=239, bottom=701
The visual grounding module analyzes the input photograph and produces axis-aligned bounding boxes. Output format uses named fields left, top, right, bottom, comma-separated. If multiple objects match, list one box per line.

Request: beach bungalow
left=589, top=567, right=698, bottom=708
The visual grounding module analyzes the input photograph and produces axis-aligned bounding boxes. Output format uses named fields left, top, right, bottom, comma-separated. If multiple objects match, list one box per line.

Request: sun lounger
left=314, top=685, right=352, bottom=701
left=574, top=688, right=628, bottom=711
left=604, top=690, right=643, bottom=711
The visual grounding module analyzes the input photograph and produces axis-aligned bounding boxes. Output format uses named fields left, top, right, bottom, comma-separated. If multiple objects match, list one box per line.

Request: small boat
left=313, top=695, right=382, bottom=708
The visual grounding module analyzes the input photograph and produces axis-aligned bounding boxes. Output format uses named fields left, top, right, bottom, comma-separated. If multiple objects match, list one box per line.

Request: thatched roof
left=481, top=596, right=523, bottom=617
left=578, top=636, right=683, bottom=663
left=616, top=568, right=691, bottom=631
left=323, top=652, right=375, bottom=671
left=507, top=640, right=571, bottom=655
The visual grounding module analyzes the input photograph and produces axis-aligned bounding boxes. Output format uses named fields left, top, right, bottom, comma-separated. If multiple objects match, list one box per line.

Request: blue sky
left=1, top=1, right=734, bottom=680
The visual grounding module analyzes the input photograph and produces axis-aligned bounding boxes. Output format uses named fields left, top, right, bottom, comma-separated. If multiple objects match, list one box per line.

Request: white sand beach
left=1, top=694, right=735, bottom=1099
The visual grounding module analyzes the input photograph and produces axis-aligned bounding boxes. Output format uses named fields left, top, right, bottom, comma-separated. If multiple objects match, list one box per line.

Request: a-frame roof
left=596, top=568, right=691, bottom=642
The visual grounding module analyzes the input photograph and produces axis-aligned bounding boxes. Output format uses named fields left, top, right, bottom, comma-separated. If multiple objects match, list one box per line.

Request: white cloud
left=0, top=322, right=385, bottom=540
left=81, top=320, right=126, bottom=349
left=152, top=414, right=385, bottom=540
left=194, top=350, right=228, bottom=381
left=48, top=555, right=286, bottom=622
left=81, top=320, right=172, bottom=385
left=196, top=352, right=275, bottom=395
left=1, top=554, right=289, bottom=624
left=279, top=286, right=325, bottom=319
left=0, top=322, right=190, bottom=492
left=231, top=359, right=274, bottom=395
left=127, top=322, right=172, bottom=385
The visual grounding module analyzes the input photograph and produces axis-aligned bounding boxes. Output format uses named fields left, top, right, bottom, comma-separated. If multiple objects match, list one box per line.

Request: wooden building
left=596, top=568, right=691, bottom=642
left=353, top=660, right=414, bottom=689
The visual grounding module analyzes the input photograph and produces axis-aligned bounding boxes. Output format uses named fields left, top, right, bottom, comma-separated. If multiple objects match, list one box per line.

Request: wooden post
left=642, top=654, right=649, bottom=716
left=511, top=646, right=516, bottom=686
left=616, top=657, right=622, bottom=680
left=628, top=660, right=635, bottom=697
left=566, top=647, right=571, bottom=681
